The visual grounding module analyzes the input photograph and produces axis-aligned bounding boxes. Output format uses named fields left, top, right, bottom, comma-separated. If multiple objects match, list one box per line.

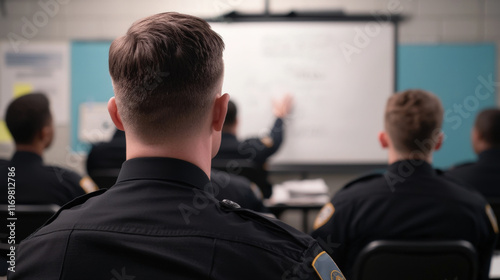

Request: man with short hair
left=11, top=12, right=342, bottom=279
left=311, top=89, right=497, bottom=280
left=1, top=93, right=87, bottom=206
left=446, top=108, right=500, bottom=197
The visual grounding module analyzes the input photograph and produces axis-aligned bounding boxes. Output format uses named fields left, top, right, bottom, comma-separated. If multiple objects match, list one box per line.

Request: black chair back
left=353, top=240, right=477, bottom=280
left=0, top=204, right=60, bottom=250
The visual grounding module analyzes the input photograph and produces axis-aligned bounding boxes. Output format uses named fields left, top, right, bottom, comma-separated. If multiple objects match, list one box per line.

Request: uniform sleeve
left=241, top=184, right=270, bottom=214
left=51, top=167, right=86, bottom=202
left=241, top=118, right=284, bottom=164
left=477, top=204, right=498, bottom=280
left=310, top=197, right=351, bottom=273
left=281, top=242, right=346, bottom=280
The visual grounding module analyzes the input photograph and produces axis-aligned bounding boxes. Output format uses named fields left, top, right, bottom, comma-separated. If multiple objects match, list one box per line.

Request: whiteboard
left=211, top=21, right=395, bottom=164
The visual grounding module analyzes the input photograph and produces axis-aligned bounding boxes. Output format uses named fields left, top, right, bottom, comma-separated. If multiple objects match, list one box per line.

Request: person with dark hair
left=213, top=97, right=292, bottom=198
left=311, top=90, right=497, bottom=280
left=446, top=108, right=500, bottom=197
left=1, top=93, right=87, bottom=206
left=11, top=13, right=342, bottom=279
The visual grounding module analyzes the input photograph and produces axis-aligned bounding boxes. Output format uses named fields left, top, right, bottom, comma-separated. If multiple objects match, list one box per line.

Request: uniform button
left=220, top=199, right=241, bottom=209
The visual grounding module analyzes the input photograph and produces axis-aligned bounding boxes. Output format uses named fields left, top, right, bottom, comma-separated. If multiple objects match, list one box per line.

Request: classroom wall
left=0, top=0, right=499, bottom=186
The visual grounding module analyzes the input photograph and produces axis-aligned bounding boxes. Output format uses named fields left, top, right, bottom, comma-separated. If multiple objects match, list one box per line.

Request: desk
left=491, top=252, right=500, bottom=280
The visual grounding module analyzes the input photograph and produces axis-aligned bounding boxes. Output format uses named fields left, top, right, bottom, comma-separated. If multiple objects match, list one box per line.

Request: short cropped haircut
left=385, top=89, right=444, bottom=155
left=109, top=12, right=225, bottom=142
left=5, top=93, right=52, bottom=144
left=475, top=108, right=500, bottom=147
left=224, top=100, right=237, bottom=127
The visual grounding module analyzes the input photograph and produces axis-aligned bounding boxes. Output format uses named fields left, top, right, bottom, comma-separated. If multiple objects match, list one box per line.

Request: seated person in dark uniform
left=11, top=13, right=342, bottom=279
left=311, top=89, right=497, bottom=280
left=86, top=129, right=126, bottom=188
left=213, top=97, right=292, bottom=198
left=87, top=129, right=269, bottom=213
left=446, top=108, right=500, bottom=197
left=211, top=169, right=270, bottom=214
left=1, top=93, right=88, bottom=206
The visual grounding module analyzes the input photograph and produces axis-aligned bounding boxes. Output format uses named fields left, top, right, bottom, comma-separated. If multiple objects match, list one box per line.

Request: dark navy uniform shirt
left=86, top=131, right=269, bottom=212
left=11, top=157, right=343, bottom=280
left=446, top=148, right=500, bottom=197
left=86, top=130, right=126, bottom=176
left=216, top=118, right=284, bottom=165
left=311, top=160, right=498, bottom=280
left=214, top=118, right=284, bottom=198
left=0, top=151, right=85, bottom=206
left=211, top=169, right=270, bottom=213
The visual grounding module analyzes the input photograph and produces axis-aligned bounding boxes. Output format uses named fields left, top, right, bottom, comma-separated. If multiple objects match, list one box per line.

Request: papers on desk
left=490, top=251, right=500, bottom=279
left=269, top=179, right=330, bottom=206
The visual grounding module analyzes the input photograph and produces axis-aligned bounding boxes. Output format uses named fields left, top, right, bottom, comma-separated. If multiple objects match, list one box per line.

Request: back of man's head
left=384, top=89, right=444, bottom=157
left=474, top=108, right=500, bottom=150
left=5, top=93, right=52, bottom=145
left=108, top=12, right=225, bottom=143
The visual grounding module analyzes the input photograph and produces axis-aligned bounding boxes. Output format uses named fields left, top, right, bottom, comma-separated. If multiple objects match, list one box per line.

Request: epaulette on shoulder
left=343, top=172, right=384, bottom=190
left=219, top=199, right=310, bottom=247
left=41, top=189, right=107, bottom=228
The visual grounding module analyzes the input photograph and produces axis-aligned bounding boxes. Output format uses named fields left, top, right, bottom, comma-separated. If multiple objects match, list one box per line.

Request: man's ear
left=108, top=97, right=124, bottom=131
left=39, top=123, right=54, bottom=149
left=378, top=131, right=389, bottom=149
left=434, top=132, right=444, bottom=151
left=212, top=93, right=230, bottom=132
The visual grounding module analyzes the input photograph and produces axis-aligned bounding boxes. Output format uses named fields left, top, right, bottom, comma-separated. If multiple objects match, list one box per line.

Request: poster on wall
left=0, top=42, right=70, bottom=142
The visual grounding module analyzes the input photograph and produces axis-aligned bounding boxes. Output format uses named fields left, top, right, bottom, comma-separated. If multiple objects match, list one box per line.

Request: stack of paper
left=270, top=179, right=330, bottom=206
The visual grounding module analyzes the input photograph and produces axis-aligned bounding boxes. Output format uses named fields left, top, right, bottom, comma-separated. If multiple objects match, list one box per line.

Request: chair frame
left=352, top=240, right=478, bottom=280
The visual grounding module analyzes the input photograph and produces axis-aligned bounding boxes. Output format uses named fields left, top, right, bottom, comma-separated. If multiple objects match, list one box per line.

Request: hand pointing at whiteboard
left=273, top=93, right=294, bottom=118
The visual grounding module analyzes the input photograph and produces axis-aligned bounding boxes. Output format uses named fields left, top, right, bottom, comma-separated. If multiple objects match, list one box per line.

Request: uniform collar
left=11, top=151, right=43, bottom=164
left=478, top=148, right=500, bottom=163
left=116, top=157, right=210, bottom=190
left=386, top=160, right=435, bottom=177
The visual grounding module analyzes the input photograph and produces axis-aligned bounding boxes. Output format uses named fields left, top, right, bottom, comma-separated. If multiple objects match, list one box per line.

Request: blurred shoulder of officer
left=11, top=12, right=343, bottom=280
left=446, top=108, right=500, bottom=197
left=311, top=89, right=498, bottom=280
left=211, top=169, right=270, bottom=214
left=2, top=93, right=93, bottom=206
left=86, top=129, right=126, bottom=173
left=85, top=129, right=126, bottom=188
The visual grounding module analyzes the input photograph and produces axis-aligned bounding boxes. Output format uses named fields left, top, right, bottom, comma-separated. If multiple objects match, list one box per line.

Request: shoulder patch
left=313, top=203, right=335, bottom=230
left=486, top=204, right=499, bottom=234
left=260, top=136, right=274, bottom=148
left=312, top=251, right=346, bottom=280
left=343, top=173, right=383, bottom=190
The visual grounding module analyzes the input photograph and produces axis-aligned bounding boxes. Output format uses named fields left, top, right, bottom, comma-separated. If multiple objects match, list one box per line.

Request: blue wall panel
left=398, top=44, right=496, bottom=168
left=71, top=42, right=497, bottom=169
left=71, top=41, right=113, bottom=153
